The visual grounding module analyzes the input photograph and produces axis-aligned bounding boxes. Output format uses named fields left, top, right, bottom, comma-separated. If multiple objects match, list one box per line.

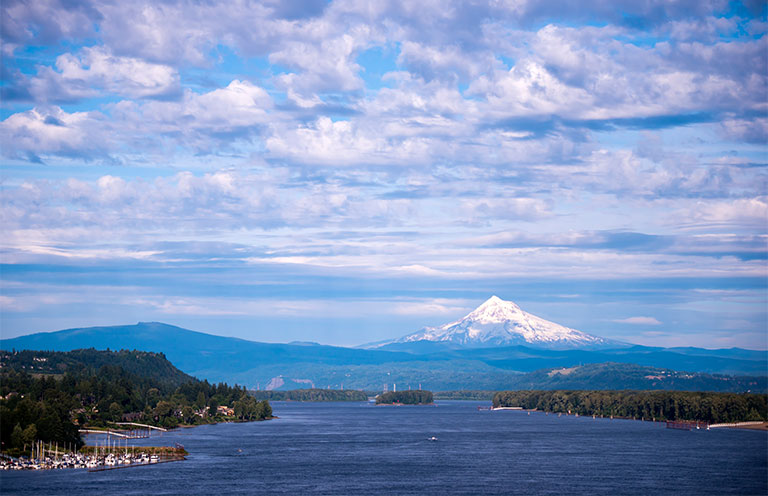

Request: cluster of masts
left=1, top=439, right=160, bottom=470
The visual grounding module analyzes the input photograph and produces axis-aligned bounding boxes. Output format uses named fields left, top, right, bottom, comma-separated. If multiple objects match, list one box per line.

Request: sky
left=0, top=0, right=766, bottom=349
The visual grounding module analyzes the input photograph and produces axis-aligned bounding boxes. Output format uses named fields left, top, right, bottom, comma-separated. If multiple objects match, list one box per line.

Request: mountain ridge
left=2, top=321, right=765, bottom=391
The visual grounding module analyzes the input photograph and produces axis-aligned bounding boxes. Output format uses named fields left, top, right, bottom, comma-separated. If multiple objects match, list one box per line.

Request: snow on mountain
left=385, top=296, right=615, bottom=349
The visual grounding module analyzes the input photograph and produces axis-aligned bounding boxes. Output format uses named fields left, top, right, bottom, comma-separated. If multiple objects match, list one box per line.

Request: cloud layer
left=1, top=0, right=766, bottom=348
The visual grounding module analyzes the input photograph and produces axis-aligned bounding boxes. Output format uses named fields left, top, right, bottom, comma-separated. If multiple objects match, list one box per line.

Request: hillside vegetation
left=0, top=349, right=271, bottom=457
left=493, top=390, right=768, bottom=423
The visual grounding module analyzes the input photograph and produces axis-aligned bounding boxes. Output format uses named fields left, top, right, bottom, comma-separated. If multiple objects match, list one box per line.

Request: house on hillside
left=217, top=405, right=234, bottom=416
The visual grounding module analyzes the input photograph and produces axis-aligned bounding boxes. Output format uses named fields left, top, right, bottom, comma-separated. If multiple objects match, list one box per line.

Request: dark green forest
left=251, top=388, right=368, bottom=401
left=376, top=390, right=434, bottom=405
left=493, top=390, right=768, bottom=423
left=0, top=349, right=272, bottom=456
left=434, top=390, right=497, bottom=400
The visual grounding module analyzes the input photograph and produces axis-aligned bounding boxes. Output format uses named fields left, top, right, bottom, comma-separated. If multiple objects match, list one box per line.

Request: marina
left=1, top=448, right=185, bottom=471
left=1, top=423, right=186, bottom=471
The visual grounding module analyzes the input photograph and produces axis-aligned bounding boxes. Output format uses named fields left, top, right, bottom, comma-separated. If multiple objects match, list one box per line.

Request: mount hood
left=379, top=296, right=620, bottom=349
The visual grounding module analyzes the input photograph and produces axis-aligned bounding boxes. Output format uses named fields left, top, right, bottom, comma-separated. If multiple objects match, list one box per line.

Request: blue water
left=2, top=401, right=766, bottom=495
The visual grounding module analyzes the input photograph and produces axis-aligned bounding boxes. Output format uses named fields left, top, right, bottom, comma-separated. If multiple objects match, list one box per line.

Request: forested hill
left=0, top=349, right=272, bottom=457
left=251, top=388, right=368, bottom=401
left=1, top=348, right=194, bottom=389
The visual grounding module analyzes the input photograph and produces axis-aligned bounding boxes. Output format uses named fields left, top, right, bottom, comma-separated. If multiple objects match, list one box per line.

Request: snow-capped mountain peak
left=464, top=295, right=523, bottom=323
left=385, top=296, right=614, bottom=349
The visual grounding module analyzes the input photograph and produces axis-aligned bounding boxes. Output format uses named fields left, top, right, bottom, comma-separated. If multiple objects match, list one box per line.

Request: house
left=122, top=411, right=143, bottom=422
left=217, top=405, right=235, bottom=416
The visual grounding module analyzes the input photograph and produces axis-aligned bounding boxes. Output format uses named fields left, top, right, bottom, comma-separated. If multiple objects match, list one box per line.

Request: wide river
left=2, top=400, right=767, bottom=495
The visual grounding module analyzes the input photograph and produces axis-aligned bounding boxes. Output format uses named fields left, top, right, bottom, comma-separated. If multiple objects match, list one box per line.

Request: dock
left=87, top=454, right=186, bottom=472
left=665, top=420, right=709, bottom=430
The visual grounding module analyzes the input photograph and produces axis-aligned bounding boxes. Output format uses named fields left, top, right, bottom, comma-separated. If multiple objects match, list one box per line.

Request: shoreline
left=491, top=406, right=768, bottom=430
left=1, top=415, right=279, bottom=470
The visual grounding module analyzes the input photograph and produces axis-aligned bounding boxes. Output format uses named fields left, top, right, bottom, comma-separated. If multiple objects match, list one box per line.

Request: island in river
left=376, top=390, right=434, bottom=405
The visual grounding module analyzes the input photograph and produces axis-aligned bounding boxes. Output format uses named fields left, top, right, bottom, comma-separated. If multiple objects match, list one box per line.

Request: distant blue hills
left=2, top=322, right=766, bottom=392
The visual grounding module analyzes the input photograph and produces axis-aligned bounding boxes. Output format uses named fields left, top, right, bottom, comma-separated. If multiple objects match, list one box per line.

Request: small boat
left=427, top=436, right=438, bottom=442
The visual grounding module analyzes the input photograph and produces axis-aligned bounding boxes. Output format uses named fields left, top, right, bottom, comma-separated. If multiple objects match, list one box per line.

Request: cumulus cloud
left=271, top=30, right=368, bottom=96
left=28, top=46, right=180, bottom=101
left=1, top=0, right=100, bottom=44
left=0, top=106, right=109, bottom=161
left=266, top=116, right=435, bottom=166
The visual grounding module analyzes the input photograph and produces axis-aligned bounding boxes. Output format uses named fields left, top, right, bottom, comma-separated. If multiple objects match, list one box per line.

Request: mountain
left=2, top=321, right=765, bottom=392
left=376, top=296, right=620, bottom=349
left=0, top=322, right=424, bottom=384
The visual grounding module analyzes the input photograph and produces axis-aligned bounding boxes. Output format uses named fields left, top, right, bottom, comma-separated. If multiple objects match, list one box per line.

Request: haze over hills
left=370, top=296, right=623, bottom=350
left=1, top=320, right=766, bottom=392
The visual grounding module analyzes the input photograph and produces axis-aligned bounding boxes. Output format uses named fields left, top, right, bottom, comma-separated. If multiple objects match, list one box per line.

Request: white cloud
left=29, top=46, right=180, bottom=101
left=719, top=117, right=768, bottom=144
left=390, top=299, right=472, bottom=316
left=459, top=197, right=552, bottom=222
left=266, top=116, right=434, bottom=166
left=677, top=198, right=768, bottom=229
left=613, top=316, right=663, bottom=325
left=471, top=59, right=594, bottom=118
left=271, top=30, right=368, bottom=96
left=397, top=41, right=497, bottom=82
left=0, top=106, right=108, bottom=160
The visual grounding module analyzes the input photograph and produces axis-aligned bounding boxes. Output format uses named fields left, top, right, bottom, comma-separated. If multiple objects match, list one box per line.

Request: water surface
left=2, top=401, right=766, bottom=495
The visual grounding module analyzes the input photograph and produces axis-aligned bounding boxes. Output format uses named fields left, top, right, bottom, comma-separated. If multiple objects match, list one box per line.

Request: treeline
left=434, top=391, right=496, bottom=401
left=251, top=388, right=368, bottom=402
left=2, top=349, right=194, bottom=388
left=376, top=390, right=434, bottom=405
left=0, top=349, right=271, bottom=456
left=493, top=390, right=768, bottom=423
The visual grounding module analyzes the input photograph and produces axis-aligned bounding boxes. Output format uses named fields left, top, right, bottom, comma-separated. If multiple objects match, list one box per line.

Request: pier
left=79, top=428, right=151, bottom=439
left=79, top=423, right=165, bottom=439
left=665, top=420, right=709, bottom=430
left=113, top=422, right=168, bottom=432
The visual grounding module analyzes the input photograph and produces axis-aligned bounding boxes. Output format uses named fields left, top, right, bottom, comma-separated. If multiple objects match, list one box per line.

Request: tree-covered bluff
left=0, top=349, right=272, bottom=457
left=251, top=388, right=368, bottom=401
left=376, top=390, right=433, bottom=405
left=493, top=390, right=768, bottom=423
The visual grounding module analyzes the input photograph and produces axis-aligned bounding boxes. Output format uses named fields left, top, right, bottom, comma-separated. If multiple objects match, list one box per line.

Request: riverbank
left=489, top=407, right=768, bottom=431
left=709, top=421, right=768, bottom=431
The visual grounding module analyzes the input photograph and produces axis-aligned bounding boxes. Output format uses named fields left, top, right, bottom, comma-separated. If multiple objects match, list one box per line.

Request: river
left=2, top=401, right=766, bottom=495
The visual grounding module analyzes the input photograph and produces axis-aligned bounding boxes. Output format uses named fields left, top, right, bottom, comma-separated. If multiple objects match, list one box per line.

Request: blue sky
left=1, top=0, right=766, bottom=349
